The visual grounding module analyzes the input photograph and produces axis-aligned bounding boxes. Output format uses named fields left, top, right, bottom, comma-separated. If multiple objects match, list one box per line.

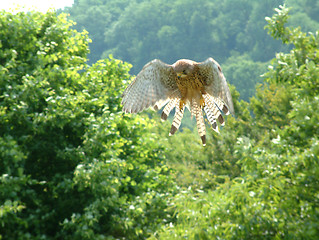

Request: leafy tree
left=222, top=55, right=268, bottom=101
left=65, top=0, right=319, bottom=102
left=2, top=2, right=319, bottom=239
left=236, top=0, right=287, bottom=61
left=286, top=0, right=319, bottom=23
left=0, top=10, right=90, bottom=239
left=64, top=1, right=270, bottom=67
left=156, top=5, right=319, bottom=239
left=0, top=10, right=174, bottom=239
left=63, top=0, right=133, bottom=63
left=101, top=0, right=285, bottom=74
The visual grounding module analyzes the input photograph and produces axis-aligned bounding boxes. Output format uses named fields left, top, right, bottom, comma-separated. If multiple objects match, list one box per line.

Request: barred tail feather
left=203, top=105, right=219, bottom=133
left=153, top=98, right=169, bottom=111
left=154, top=89, right=180, bottom=111
left=203, top=94, right=225, bottom=126
left=169, top=101, right=184, bottom=136
left=211, top=95, right=230, bottom=115
left=161, top=98, right=179, bottom=121
left=191, top=98, right=206, bottom=146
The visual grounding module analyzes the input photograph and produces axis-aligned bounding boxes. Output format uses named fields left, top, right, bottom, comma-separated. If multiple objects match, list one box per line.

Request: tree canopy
left=157, top=5, right=319, bottom=238
left=1, top=2, right=319, bottom=239
left=0, top=10, right=174, bottom=239
left=65, top=0, right=319, bottom=102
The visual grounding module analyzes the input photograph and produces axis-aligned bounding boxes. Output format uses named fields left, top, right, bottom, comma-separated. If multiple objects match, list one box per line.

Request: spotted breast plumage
left=121, top=58, right=234, bottom=146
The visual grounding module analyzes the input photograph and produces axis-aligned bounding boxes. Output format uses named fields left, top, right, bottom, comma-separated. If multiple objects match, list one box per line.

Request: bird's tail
left=169, top=103, right=184, bottom=136
left=202, top=93, right=227, bottom=133
left=163, top=95, right=207, bottom=146
left=161, top=97, right=178, bottom=121
left=160, top=96, right=185, bottom=136
left=191, top=96, right=206, bottom=146
left=160, top=93, right=228, bottom=146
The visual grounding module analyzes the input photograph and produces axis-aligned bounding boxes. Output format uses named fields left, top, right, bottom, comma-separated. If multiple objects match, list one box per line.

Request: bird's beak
left=177, top=73, right=186, bottom=79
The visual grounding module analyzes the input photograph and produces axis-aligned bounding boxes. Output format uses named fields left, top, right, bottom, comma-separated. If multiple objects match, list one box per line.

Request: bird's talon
left=200, top=97, right=205, bottom=108
left=179, top=100, right=185, bottom=111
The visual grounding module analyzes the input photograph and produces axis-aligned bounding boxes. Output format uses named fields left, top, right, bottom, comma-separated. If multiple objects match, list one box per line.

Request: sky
left=1, top=0, right=74, bottom=12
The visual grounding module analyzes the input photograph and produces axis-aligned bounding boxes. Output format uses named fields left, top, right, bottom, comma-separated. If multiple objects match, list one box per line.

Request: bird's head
left=172, top=59, right=196, bottom=79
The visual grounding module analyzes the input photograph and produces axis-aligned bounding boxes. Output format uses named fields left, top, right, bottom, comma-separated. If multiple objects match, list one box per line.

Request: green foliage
left=265, top=5, right=292, bottom=44
left=0, top=10, right=173, bottom=239
left=286, top=0, right=319, bottom=27
left=59, top=59, right=175, bottom=239
left=65, top=0, right=318, bottom=101
left=223, top=55, right=268, bottom=101
left=100, top=0, right=286, bottom=73
left=1, top=3, right=319, bottom=240
left=156, top=5, right=319, bottom=239
left=0, top=10, right=90, bottom=239
left=62, top=0, right=132, bottom=63
left=154, top=86, right=253, bottom=190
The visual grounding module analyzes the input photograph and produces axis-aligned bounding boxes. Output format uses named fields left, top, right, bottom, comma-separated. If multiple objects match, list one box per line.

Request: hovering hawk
left=121, top=58, right=234, bottom=146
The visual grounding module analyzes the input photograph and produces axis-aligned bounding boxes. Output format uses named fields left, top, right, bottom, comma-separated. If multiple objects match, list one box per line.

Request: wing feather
left=122, top=59, right=178, bottom=113
left=198, top=58, right=235, bottom=115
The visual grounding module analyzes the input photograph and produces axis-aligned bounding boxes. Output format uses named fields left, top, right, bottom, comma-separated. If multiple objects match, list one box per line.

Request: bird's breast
left=176, top=74, right=205, bottom=97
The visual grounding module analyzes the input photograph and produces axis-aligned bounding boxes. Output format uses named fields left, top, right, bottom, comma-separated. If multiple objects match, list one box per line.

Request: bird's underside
left=121, top=58, right=234, bottom=146
left=155, top=90, right=230, bottom=146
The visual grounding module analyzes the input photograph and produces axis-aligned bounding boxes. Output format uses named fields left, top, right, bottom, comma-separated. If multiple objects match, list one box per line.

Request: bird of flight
left=121, top=58, right=234, bottom=146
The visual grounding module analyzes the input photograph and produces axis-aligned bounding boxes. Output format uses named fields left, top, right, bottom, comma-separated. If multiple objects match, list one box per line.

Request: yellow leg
left=179, top=99, right=185, bottom=111
left=200, top=95, right=205, bottom=108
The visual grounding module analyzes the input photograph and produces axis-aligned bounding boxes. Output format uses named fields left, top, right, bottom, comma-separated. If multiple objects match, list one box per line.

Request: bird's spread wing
left=198, top=58, right=235, bottom=115
left=122, top=59, right=178, bottom=113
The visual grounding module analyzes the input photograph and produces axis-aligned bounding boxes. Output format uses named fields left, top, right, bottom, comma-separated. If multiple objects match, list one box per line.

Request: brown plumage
left=121, top=58, right=234, bottom=146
